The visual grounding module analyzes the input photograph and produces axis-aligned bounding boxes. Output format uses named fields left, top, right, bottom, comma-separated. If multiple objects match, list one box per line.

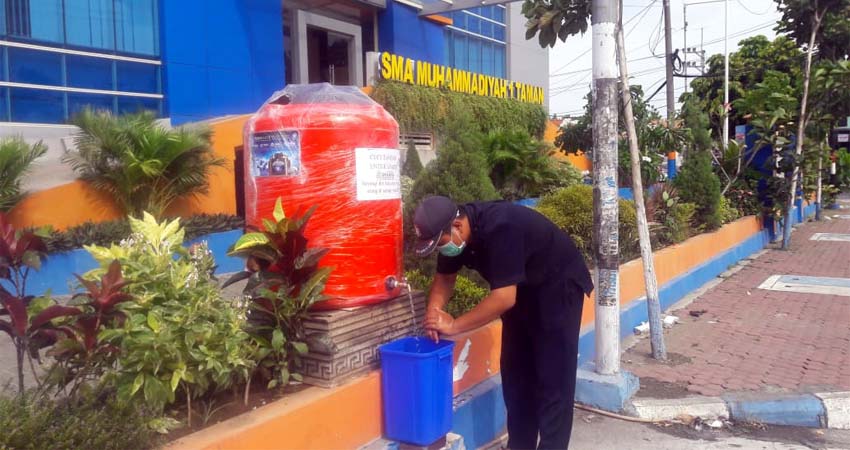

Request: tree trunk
left=591, top=0, right=621, bottom=375
left=16, top=340, right=25, bottom=394
left=616, top=13, right=666, bottom=360
left=783, top=12, right=822, bottom=249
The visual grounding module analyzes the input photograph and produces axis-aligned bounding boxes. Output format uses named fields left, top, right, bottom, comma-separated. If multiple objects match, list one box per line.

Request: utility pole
left=663, top=0, right=675, bottom=122
left=591, top=0, right=620, bottom=375
left=683, top=4, right=688, bottom=95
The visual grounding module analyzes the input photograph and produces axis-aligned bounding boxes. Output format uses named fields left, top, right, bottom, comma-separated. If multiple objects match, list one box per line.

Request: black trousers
left=500, top=278, right=585, bottom=450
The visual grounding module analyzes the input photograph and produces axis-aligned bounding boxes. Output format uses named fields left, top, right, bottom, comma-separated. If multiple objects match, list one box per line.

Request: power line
left=549, top=19, right=776, bottom=81
left=735, top=0, right=775, bottom=15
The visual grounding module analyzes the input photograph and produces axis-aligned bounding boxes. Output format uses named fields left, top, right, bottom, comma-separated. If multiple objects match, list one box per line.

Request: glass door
left=306, top=27, right=352, bottom=86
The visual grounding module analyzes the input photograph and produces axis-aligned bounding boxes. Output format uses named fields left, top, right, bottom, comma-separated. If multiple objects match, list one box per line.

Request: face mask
left=438, top=228, right=466, bottom=257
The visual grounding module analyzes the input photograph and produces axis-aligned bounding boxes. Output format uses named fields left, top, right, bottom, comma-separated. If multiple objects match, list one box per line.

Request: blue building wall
left=159, top=0, right=285, bottom=124
left=378, top=1, right=446, bottom=66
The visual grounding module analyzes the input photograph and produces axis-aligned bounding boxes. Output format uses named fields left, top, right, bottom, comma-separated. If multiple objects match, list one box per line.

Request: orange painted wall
left=544, top=119, right=592, bottom=172
left=8, top=115, right=249, bottom=230
left=168, top=322, right=504, bottom=450
left=578, top=216, right=763, bottom=327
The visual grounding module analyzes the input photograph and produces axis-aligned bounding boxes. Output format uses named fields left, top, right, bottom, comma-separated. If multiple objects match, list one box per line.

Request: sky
left=547, top=0, right=784, bottom=118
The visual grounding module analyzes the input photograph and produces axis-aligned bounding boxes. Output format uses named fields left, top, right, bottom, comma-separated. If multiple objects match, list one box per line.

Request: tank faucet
left=385, top=276, right=410, bottom=292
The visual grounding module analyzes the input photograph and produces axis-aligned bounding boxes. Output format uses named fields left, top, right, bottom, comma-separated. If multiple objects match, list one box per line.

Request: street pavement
left=624, top=206, right=850, bottom=398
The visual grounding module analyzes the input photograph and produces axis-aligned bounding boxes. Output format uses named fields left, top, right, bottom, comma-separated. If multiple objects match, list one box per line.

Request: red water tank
left=243, top=84, right=402, bottom=310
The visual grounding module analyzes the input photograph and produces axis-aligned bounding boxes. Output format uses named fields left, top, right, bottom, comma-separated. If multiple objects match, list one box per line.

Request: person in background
left=413, top=195, right=593, bottom=450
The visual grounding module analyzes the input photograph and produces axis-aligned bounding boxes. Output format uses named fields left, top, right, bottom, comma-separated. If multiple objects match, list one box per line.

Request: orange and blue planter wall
left=167, top=210, right=818, bottom=450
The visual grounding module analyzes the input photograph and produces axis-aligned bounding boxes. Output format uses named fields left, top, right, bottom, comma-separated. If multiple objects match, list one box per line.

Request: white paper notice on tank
left=354, top=148, right=401, bottom=201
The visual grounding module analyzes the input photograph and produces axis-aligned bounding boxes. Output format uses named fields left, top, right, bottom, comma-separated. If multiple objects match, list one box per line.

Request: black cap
left=413, top=196, right=458, bottom=257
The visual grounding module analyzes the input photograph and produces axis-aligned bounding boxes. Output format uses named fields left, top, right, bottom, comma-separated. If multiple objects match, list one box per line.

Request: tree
left=775, top=0, right=849, bottom=249
left=522, top=0, right=591, bottom=48
left=679, top=98, right=713, bottom=155
left=684, top=35, right=804, bottom=141
left=0, top=137, right=47, bottom=212
left=729, top=70, right=799, bottom=198
left=617, top=16, right=666, bottom=360
left=556, top=86, right=661, bottom=157
left=63, top=109, right=225, bottom=219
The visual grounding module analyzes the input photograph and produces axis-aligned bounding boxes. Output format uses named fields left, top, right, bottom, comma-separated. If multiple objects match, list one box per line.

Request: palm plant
left=63, top=109, right=225, bottom=218
left=482, top=129, right=564, bottom=200
left=0, top=137, right=47, bottom=212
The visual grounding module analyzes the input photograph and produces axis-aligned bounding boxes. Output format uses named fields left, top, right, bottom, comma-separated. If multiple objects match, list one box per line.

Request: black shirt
left=436, top=201, right=594, bottom=295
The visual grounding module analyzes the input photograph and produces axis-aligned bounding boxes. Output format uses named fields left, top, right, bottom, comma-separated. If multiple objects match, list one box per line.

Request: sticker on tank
left=251, top=130, right=301, bottom=178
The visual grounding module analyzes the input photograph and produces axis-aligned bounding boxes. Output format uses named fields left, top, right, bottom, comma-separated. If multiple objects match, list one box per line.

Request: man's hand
left=424, top=308, right=455, bottom=342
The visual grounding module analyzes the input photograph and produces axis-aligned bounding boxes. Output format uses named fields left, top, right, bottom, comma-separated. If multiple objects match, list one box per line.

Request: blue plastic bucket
left=379, top=337, right=455, bottom=446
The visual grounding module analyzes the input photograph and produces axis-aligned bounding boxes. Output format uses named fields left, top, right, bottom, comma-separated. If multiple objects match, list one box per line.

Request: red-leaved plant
left=46, top=260, right=133, bottom=394
left=0, top=213, right=80, bottom=394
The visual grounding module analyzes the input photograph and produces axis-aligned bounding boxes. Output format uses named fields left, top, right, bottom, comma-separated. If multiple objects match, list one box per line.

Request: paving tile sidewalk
left=623, top=210, right=850, bottom=398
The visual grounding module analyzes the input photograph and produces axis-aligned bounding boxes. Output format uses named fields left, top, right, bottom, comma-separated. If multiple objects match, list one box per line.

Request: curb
left=629, top=391, right=850, bottom=429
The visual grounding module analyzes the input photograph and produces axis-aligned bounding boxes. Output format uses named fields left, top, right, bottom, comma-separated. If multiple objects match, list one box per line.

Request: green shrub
left=83, top=213, right=253, bottom=414
left=670, top=202, right=697, bottom=243
left=717, top=196, right=740, bottom=225
left=536, top=185, right=640, bottom=264
left=38, top=214, right=244, bottom=253
left=645, top=185, right=695, bottom=245
left=673, top=152, right=722, bottom=230
left=63, top=109, right=225, bottom=218
left=405, top=270, right=488, bottom=318
left=0, top=136, right=47, bottom=212
left=409, top=132, right=500, bottom=206
left=0, top=389, right=160, bottom=450
left=403, top=141, right=424, bottom=179
left=370, top=81, right=548, bottom=138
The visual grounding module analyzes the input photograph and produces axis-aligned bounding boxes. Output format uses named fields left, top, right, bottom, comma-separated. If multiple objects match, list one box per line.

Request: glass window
left=0, top=1, right=6, bottom=35
left=452, top=32, right=467, bottom=70
left=8, top=47, right=62, bottom=85
left=452, top=11, right=465, bottom=29
left=480, top=20, right=493, bottom=39
left=482, top=42, right=494, bottom=76
left=115, top=0, right=159, bottom=55
left=9, top=87, right=64, bottom=123
left=494, top=6, right=505, bottom=23
left=65, top=0, right=115, bottom=50
left=495, top=44, right=505, bottom=78
left=0, top=88, right=8, bottom=121
left=468, top=38, right=480, bottom=73
left=494, top=25, right=505, bottom=42
left=68, top=92, right=114, bottom=117
left=27, top=0, right=63, bottom=42
left=116, top=60, right=158, bottom=93
left=117, top=96, right=159, bottom=115
left=465, top=14, right=480, bottom=35
left=479, top=6, right=493, bottom=19
left=67, top=54, right=113, bottom=89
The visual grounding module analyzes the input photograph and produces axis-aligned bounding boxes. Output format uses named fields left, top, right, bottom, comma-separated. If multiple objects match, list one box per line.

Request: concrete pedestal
left=302, top=291, right=426, bottom=387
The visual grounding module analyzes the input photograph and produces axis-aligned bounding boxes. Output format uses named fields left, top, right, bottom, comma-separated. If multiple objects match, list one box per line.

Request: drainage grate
left=758, top=275, right=850, bottom=297
left=809, top=233, right=850, bottom=242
